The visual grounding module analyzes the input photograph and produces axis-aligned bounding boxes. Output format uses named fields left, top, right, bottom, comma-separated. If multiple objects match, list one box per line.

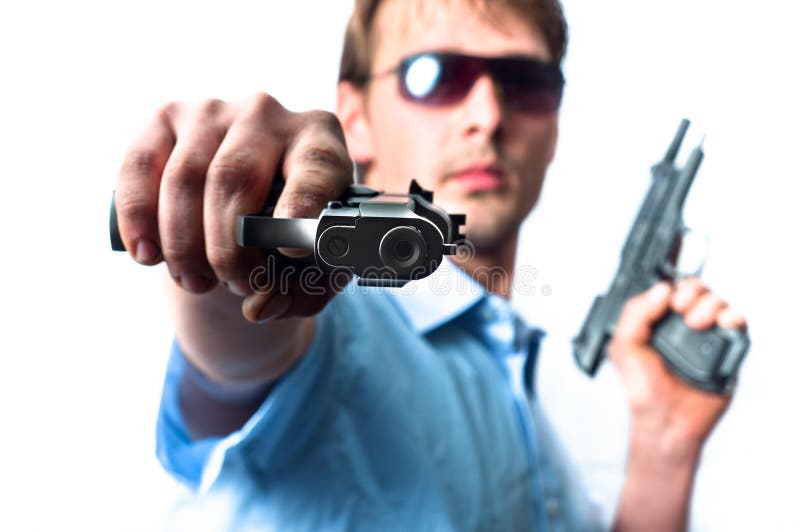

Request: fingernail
left=136, top=239, right=160, bottom=263
left=227, top=280, right=251, bottom=297
left=167, top=264, right=179, bottom=282
left=257, top=294, right=291, bottom=323
left=180, top=274, right=211, bottom=293
left=718, top=307, right=745, bottom=329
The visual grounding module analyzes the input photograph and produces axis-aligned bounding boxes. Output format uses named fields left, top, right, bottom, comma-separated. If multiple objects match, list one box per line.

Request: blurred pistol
left=572, top=119, right=750, bottom=394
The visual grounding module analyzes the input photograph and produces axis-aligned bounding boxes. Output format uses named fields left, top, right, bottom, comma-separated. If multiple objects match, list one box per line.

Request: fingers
left=159, top=99, right=229, bottom=293
left=204, top=94, right=288, bottom=291
left=670, top=276, right=706, bottom=313
left=242, top=287, right=292, bottom=324
left=671, top=277, right=747, bottom=331
left=115, top=107, right=176, bottom=265
left=274, top=110, right=354, bottom=220
left=240, top=269, right=350, bottom=324
left=117, top=94, right=352, bottom=316
left=716, top=306, right=747, bottom=330
left=683, top=292, right=726, bottom=330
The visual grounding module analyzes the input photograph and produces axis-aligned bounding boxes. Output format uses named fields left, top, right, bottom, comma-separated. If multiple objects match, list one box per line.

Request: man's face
left=349, top=0, right=559, bottom=252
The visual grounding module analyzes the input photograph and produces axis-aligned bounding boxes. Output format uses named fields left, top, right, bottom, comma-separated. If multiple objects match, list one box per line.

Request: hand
left=114, top=93, right=353, bottom=322
left=608, top=278, right=747, bottom=460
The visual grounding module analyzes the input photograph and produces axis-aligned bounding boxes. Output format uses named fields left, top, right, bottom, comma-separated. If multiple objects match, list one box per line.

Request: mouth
left=444, top=163, right=506, bottom=193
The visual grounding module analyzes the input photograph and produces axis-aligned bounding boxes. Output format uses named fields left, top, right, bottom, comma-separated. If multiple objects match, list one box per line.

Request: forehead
left=371, top=0, right=550, bottom=70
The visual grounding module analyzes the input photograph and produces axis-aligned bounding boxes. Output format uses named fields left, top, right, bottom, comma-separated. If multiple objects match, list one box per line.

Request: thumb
left=614, top=282, right=673, bottom=348
left=273, top=115, right=353, bottom=259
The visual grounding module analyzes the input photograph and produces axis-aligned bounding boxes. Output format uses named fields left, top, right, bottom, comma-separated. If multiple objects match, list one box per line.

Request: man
left=113, top=0, right=746, bottom=529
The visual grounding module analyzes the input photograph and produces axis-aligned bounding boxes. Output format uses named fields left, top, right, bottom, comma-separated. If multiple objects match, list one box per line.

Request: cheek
left=371, top=103, right=443, bottom=190
left=504, top=119, right=558, bottom=208
left=514, top=119, right=557, bottom=175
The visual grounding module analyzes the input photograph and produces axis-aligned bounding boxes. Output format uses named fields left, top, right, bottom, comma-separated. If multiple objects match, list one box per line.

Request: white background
left=0, top=1, right=797, bottom=531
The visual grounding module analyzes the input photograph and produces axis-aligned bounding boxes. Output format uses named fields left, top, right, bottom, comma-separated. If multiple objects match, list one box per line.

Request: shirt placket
left=476, top=296, right=556, bottom=531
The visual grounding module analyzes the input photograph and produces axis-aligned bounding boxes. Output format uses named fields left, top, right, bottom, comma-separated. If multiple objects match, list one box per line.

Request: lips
left=445, top=164, right=505, bottom=192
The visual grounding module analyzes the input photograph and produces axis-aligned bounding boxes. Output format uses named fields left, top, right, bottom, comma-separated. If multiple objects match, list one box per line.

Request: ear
left=336, top=81, right=375, bottom=166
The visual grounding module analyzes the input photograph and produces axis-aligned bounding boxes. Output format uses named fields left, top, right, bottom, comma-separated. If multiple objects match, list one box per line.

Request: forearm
left=165, top=272, right=315, bottom=439
left=613, top=428, right=702, bottom=532
left=166, top=271, right=312, bottom=383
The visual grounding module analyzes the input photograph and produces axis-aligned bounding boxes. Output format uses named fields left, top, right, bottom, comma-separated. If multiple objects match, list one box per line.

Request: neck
left=451, top=231, right=518, bottom=299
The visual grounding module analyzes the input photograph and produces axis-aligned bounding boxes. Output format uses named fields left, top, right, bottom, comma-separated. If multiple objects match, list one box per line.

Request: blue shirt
left=157, top=259, right=602, bottom=531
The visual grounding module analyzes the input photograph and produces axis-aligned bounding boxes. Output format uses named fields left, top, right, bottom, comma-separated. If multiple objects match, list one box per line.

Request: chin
left=460, top=205, right=521, bottom=253
left=432, top=186, right=526, bottom=251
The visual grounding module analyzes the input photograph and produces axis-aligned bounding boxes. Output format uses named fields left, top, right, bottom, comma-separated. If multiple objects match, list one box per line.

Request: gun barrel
left=684, top=145, right=704, bottom=179
left=664, top=119, right=690, bottom=163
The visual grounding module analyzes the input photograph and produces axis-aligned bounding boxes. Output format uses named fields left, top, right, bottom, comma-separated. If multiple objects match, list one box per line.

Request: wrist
left=616, top=426, right=700, bottom=532
left=181, top=350, right=273, bottom=404
left=629, top=422, right=703, bottom=471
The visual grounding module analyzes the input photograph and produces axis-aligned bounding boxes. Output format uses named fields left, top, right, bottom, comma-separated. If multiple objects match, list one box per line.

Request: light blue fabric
left=157, top=259, right=603, bottom=531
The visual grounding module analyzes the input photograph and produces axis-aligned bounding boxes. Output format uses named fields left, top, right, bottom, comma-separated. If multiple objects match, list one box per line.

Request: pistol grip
left=651, top=311, right=750, bottom=393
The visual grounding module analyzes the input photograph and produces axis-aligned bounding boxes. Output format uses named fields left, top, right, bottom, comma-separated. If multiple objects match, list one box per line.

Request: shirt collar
left=386, top=257, right=486, bottom=334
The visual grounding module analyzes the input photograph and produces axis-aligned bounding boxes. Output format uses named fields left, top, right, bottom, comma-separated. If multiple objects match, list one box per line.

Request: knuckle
left=208, top=153, right=261, bottom=198
left=164, top=153, right=208, bottom=195
left=243, top=92, right=284, bottom=121
left=155, top=101, right=181, bottom=125
left=301, top=111, right=349, bottom=159
left=196, top=98, right=226, bottom=119
left=282, top=179, right=330, bottom=216
left=121, top=148, right=162, bottom=178
left=206, top=243, right=241, bottom=275
left=688, top=278, right=707, bottom=293
left=160, top=234, right=204, bottom=270
left=698, top=291, right=721, bottom=308
left=298, top=144, right=348, bottom=173
left=116, top=194, right=154, bottom=230
left=305, top=109, right=344, bottom=134
left=676, top=277, right=699, bottom=294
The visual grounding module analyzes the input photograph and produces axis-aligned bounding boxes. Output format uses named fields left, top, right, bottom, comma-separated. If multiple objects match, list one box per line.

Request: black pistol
left=235, top=179, right=465, bottom=287
left=572, top=119, right=750, bottom=393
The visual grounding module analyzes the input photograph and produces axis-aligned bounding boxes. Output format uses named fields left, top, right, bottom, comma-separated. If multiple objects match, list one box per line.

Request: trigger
left=675, top=229, right=710, bottom=279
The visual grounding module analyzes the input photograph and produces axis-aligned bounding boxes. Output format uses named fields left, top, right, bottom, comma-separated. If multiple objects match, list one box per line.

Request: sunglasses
left=373, top=52, right=565, bottom=114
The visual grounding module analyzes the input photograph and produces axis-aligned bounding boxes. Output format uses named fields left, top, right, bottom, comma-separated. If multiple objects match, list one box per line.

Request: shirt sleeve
left=155, top=340, right=224, bottom=490
left=155, top=304, right=342, bottom=491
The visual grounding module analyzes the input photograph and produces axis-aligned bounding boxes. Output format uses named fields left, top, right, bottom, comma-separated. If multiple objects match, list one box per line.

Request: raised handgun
left=572, top=119, right=750, bottom=393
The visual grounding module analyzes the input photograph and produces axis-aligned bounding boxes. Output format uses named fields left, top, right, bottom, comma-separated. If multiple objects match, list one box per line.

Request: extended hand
left=114, top=93, right=354, bottom=323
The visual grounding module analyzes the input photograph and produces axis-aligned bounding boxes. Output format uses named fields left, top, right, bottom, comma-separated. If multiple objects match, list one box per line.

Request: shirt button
left=546, top=497, right=561, bottom=518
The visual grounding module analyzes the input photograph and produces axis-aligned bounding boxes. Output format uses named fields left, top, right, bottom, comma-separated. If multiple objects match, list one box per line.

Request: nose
left=460, top=73, right=503, bottom=137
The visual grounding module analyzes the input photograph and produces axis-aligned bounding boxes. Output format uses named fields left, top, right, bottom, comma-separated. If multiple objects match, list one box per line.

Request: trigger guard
left=675, top=228, right=710, bottom=278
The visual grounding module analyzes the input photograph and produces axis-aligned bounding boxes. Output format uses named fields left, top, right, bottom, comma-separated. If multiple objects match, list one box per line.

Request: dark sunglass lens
left=433, top=55, right=481, bottom=104
left=505, top=83, right=564, bottom=113
left=494, top=58, right=564, bottom=113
